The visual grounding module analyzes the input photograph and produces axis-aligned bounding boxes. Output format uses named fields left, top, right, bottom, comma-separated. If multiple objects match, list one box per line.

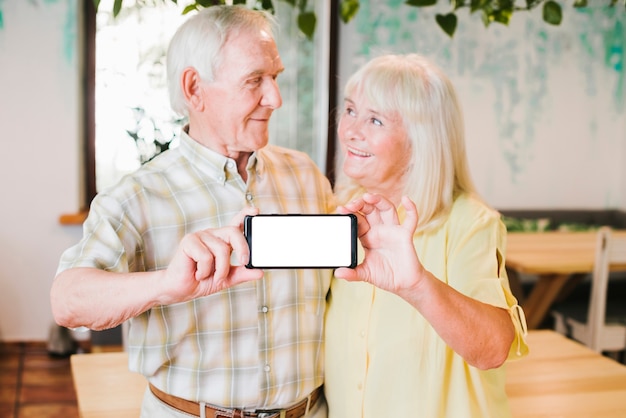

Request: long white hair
left=334, top=54, right=479, bottom=232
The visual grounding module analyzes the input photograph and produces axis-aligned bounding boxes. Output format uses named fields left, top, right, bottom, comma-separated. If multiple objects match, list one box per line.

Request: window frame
left=65, top=1, right=338, bottom=224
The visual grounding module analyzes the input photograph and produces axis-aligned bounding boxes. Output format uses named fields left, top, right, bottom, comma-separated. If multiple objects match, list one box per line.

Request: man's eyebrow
left=246, top=67, right=284, bottom=78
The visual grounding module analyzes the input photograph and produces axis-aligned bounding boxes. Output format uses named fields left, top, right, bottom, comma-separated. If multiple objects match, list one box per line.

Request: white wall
left=337, top=2, right=626, bottom=210
left=0, top=0, right=624, bottom=341
left=0, top=0, right=84, bottom=341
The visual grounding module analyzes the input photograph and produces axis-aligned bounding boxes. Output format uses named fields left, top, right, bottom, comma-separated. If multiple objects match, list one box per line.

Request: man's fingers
left=229, top=206, right=260, bottom=228
left=208, top=226, right=251, bottom=266
left=182, top=226, right=245, bottom=280
left=227, top=265, right=264, bottom=284
left=187, top=230, right=231, bottom=280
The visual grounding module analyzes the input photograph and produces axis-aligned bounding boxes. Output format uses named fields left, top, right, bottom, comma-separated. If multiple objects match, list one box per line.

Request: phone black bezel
left=243, top=214, right=358, bottom=269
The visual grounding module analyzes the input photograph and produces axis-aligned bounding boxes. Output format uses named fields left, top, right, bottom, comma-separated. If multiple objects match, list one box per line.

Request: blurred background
left=0, top=0, right=624, bottom=343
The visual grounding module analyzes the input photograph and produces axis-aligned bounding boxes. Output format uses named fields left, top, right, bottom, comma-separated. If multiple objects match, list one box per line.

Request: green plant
left=126, top=106, right=186, bottom=164
left=94, top=0, right=626, bottom=39
left=93, top=0, right=356, bottom=40
left=502, top=216, right=598, bottom=232
left=408, top=0, right=626, bottom=37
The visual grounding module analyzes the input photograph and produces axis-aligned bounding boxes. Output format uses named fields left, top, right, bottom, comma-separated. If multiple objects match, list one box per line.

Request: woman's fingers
left=400, top=195, right=419, bottom=234
left=334, top=267, right=358, bottom=281
left=337, top=206, right=370, bottom=237
left=358, top=193, right=399, bottom=226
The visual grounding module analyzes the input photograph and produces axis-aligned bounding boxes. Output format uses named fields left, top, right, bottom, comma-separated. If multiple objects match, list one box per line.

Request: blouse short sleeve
left=437, top=195, right=529, bottom=359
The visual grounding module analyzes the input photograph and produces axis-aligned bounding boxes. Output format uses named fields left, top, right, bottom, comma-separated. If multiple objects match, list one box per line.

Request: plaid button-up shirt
left=58, top=130, right=335, bottom=411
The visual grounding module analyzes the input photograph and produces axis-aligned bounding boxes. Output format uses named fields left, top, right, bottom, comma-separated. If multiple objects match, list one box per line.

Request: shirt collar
left=179, top=126, right=261, bottom=185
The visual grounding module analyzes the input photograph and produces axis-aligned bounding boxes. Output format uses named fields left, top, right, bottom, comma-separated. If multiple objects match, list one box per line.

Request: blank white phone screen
left=247, top=215, right=355, bottom=268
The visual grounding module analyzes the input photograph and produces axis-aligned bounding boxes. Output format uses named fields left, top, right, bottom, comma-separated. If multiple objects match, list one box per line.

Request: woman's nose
left=339, top=116, right=363, bottom=141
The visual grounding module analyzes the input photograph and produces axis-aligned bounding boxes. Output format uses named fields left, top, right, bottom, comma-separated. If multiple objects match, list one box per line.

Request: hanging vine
left=94, top=0, right=625, bottom=38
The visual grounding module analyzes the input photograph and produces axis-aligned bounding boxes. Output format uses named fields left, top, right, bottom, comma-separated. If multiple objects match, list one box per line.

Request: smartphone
left=244, top=214, right=358, bottom=269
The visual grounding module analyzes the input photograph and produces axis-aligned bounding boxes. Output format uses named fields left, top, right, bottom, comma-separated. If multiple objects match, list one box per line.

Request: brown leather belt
left=149, top=383, right=322, bottom=418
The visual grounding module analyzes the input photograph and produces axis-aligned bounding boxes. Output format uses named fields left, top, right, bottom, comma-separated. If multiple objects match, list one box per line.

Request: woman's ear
left=181, top=67, right=204, bottom=112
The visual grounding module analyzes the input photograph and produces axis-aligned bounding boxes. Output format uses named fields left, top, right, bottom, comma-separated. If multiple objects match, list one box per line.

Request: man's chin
left=251, top=132, right=269, bottom=148
left=245, top=138, right=269, bottom=152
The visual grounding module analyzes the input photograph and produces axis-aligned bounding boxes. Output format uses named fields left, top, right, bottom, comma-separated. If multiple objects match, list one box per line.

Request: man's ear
left=181, top=67, right=204, bottom=111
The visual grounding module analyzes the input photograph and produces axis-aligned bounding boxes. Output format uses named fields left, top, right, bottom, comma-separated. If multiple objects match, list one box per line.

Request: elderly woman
left=324, top=54, right=528, bottom=418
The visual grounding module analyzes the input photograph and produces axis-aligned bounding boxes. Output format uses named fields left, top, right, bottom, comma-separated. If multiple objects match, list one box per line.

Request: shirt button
left=359, top=330, right=366, bottom=338
left=261, top=306, right=269, bottom=313
left=218, top=175, right=225, bottom=182
left=245, top=192, right=253, bottom=201
left=357, top=382, right=363, bottom=390
left=264, top=364, right=271, bottom=372
left=227, top=161, right=235, bottom=169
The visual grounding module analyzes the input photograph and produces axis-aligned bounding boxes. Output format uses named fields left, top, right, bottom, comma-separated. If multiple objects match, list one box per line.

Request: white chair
left=551, top=227, right=626, bottom=354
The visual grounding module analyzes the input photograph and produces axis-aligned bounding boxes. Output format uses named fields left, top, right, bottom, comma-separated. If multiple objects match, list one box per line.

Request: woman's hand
left=335, top=193, right=426, bottom=294
left=336, top=194, right=516, bottom=369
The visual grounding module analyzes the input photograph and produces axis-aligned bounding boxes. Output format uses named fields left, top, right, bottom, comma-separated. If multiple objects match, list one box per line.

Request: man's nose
left=261, top=78, right=282, bottom=109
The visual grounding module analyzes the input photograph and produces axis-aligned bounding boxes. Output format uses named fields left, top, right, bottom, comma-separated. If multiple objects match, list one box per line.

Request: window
left=74, top=0, right=338, bottom=216
left=95, top=1, right=188, bottom=191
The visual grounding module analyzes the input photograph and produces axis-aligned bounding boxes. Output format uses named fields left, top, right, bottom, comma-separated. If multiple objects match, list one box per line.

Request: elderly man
left=51, top=6, right=333, bottom=417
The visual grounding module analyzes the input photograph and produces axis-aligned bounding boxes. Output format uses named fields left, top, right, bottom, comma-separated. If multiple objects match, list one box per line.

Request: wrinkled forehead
left=214, top=27, right=283, bottom=76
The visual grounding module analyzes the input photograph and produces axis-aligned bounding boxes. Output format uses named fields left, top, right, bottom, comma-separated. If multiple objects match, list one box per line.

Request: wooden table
left=506, top=230, right=626, bottom=329
left=71, top=351, right=147, bottom=417
left=507, top=330, right=626, bottom=417
left=71, top=331, right=626, bottom=417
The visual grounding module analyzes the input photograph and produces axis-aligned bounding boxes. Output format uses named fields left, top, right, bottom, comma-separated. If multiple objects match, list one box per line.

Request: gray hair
left=166, top=5, right=278, bottom=116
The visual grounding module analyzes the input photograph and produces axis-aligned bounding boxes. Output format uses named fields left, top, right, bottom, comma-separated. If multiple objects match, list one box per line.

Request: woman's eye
left=372, top=118, right=383, bottom=127
left=346, top=107, right=356, bottom=116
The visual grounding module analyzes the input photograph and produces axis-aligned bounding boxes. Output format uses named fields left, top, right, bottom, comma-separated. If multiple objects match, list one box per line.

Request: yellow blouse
left=324, top=194, right=528, bottom=418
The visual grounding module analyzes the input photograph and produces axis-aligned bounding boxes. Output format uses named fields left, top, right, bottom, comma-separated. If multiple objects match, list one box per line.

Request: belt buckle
left=214, top=409, right=247, bottom=418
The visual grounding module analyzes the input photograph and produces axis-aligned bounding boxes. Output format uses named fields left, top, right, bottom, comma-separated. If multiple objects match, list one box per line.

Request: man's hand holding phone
left=161, top=207, right=264, bottom=304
